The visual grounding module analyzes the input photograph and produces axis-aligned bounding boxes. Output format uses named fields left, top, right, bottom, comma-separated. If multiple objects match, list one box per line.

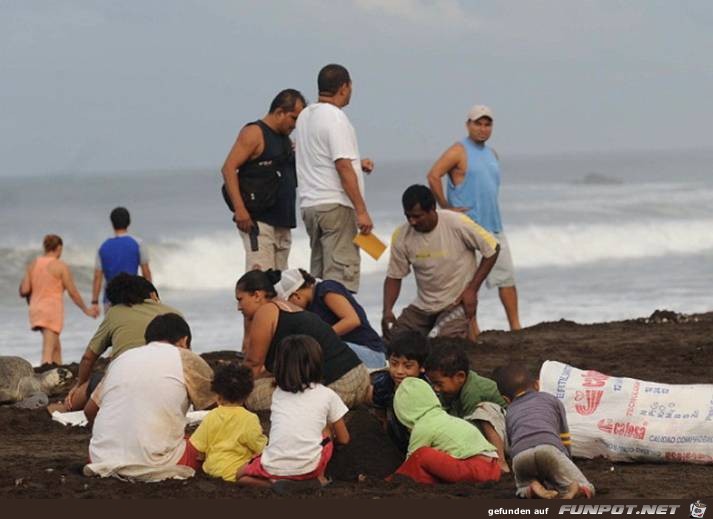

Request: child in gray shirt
left=495, top=363, right=594, bottom=499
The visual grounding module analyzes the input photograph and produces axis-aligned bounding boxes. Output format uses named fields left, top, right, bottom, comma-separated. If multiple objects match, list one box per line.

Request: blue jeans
left=345, top=342, right=387, bottom=370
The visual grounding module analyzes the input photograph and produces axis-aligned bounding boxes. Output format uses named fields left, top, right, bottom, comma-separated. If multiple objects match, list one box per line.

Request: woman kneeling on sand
left=236, top=270, right=370, bottom=411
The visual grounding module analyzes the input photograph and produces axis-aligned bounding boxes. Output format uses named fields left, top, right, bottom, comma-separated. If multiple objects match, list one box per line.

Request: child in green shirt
left=391, top=377, right=501, bottom=484
left=424, top=337, right=509, bottom=472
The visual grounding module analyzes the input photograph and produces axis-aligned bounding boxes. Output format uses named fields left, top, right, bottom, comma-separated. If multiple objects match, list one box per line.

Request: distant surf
left=3, top=216, right=713, bottom=291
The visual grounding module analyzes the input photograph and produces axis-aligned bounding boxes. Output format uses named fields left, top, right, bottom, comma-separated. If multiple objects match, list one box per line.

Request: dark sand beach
left=2, top=310, right=712, bottom=499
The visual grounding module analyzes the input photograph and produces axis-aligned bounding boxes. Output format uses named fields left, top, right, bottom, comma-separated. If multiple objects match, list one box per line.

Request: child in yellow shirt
left=189, top=364, right=267, bottom=482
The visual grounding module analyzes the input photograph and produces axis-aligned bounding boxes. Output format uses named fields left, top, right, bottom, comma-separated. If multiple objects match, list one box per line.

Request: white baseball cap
left=274, top=269, right=305, bottom=300
left=467, top=104, right=494, bottom=122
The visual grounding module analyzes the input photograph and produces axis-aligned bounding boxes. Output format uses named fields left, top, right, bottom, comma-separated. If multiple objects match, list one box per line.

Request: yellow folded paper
left=353, top=232, right=387, bottom=260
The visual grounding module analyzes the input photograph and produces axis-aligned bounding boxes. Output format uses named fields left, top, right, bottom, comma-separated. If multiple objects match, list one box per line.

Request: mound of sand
left=3, top=311, right=712, bottom=498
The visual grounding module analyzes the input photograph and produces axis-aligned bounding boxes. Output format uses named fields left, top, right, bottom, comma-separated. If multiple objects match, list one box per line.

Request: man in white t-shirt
left=83, top=313, right=216, bottom=482
left=295, top=64, right=374, bottom=293
left=382, top=185, right=500, bottom=341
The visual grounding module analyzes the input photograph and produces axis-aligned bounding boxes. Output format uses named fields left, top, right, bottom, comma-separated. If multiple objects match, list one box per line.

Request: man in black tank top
left=221, top=89, right=306, bottom=271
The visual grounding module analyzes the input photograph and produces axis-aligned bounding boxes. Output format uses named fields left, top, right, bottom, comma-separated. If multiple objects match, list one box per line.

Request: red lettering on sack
left=664, top=452, right=713, bottom=463
left=575, top=389, right=604, bottom=415
left=597, top=419, right=647, bottom=439
left=581, top=370, right=609, bottom=388
left=625, top=381, right=640, bottom=417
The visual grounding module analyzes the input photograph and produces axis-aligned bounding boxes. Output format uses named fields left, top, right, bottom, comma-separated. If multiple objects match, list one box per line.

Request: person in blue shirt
left=273, top=268, right=386, bottom=370
left=91, top=207, right=151, bottom=313
left=427, top=104, right=521, bottom=335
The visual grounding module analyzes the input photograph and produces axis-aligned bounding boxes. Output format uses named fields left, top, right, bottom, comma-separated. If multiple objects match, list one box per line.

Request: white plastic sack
left=539, top=360, right=713, bottom=464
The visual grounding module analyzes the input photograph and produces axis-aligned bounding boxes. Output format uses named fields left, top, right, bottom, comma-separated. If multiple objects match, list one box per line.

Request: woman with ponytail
left=235, top=269, right=370, bottom=411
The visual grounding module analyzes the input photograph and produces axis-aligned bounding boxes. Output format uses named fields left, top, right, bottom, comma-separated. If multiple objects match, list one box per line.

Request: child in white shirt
left=237, top=334, right=350, bottom=489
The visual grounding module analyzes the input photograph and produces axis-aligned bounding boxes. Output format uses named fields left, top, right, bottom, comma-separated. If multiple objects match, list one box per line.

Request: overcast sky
left=2, top=0, right=712, bottom=177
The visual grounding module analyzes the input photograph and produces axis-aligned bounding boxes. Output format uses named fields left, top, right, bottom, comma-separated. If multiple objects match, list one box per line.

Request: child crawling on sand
left=189, top=364, right=267, bottom=482
left=237, top=335, right=350, bottom=489
left=390, top=377, right=501, bottom=484
left=494, top=363, right=595, bottom=499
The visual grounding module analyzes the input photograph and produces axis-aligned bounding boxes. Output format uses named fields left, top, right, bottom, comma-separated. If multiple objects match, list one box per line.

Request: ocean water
left=2, top=149, right=712, bottom=365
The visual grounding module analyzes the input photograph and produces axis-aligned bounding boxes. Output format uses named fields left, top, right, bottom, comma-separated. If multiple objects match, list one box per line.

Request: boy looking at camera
left=370, top=331, right=430, bottom=452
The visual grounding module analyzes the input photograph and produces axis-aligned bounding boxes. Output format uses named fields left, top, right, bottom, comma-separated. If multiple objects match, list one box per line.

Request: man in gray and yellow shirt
left=382, top=185, right=499, bottom=341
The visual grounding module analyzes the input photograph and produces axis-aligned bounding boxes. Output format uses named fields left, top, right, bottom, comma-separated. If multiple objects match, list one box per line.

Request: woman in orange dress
left=19, top=235, right=97, bottom=365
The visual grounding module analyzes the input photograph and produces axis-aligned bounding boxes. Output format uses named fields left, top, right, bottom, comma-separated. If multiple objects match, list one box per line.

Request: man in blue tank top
left=427, top=105, right=521, bottom=334
left=91, top=207, right=152, bottom=313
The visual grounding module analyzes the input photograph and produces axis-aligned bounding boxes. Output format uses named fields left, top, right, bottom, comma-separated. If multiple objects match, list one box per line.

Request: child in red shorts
left=391, top=377, right=501, bottom=484
left=237, top=335, right=350, bottom=488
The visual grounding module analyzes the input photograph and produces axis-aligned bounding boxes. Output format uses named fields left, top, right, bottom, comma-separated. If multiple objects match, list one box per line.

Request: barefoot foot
left=561, top=481, right=580, bottom=499
left=529, top=480, right=558, bottom=499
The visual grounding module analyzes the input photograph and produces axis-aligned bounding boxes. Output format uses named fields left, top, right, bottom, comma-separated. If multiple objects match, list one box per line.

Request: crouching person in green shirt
left=389, top=377, right=501, bottom=484
left=60, top=273, right=181, bottom=412
left=425, top=337, right=509, bottom=473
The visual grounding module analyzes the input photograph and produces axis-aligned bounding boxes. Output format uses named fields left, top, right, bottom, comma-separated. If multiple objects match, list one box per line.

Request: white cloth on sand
left=51, top=410, right=88, bottom=427
left=51, top=410, right=208, bottom=428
